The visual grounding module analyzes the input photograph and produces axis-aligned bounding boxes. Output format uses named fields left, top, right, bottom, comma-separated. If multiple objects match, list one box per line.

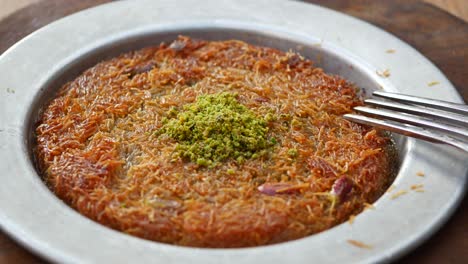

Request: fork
left=344, top=91, right=468, bottom=152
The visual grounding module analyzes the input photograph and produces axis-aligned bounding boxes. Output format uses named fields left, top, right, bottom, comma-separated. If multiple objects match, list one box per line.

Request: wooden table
left=0, top=1, right=467, bottom=263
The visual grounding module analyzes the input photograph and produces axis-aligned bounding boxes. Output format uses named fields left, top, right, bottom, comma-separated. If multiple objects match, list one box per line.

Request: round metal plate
left=0, top=0, right=466, bottom=263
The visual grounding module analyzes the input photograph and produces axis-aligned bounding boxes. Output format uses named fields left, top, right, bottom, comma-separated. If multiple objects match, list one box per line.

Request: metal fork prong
left=343, top=114, right=468, bottom=152
left=373, top=91, right=468, bottom=114
left=354, top=106, right=468, bottom=138
left=364, top=99, right=468, bottom=125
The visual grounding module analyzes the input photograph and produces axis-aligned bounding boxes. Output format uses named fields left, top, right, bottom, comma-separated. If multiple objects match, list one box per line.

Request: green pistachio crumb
left=196, top=158, right=210, bottom=166
left=159, top=92, right=271, bottom=166
left=291, top=118, right=301, bottom=127
left=264, top=113, right=276, bottom=122
left=270, top=137, right=277, bottom=145
left=287, top=148, right=298, bottom=158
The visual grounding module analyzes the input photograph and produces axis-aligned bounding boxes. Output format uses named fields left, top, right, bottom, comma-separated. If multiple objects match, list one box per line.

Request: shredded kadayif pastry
left=35, top=36, right=396, bottom=247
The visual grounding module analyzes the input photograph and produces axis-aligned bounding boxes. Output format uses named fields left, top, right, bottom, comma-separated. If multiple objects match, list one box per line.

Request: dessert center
left=160, top=92, right=270, bottom=166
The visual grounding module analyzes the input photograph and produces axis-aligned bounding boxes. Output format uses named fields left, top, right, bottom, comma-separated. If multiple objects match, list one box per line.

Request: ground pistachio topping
left=160, top=92, right=270, bottom=166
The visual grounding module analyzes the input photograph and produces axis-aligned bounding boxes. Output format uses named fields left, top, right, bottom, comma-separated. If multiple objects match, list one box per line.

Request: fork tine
left=365, top=99, right=468, bottom=125
left=354, top=106, right=468, bottom=138
left=343, top=114, right=468, bottom=152
left=373, top=91, right=468, bottom=114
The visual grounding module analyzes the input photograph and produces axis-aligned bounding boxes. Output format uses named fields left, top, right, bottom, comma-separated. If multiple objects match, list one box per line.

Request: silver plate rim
left=0, top=1, right=466, bottom=263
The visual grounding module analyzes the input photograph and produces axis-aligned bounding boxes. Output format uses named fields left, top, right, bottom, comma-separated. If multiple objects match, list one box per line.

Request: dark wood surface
left=0, top=0, right=466, bottom=263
